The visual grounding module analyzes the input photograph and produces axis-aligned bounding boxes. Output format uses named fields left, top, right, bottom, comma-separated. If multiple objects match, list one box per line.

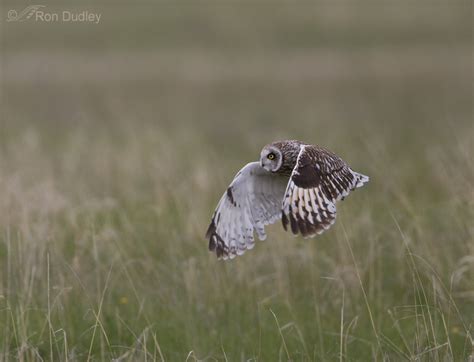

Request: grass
left=1, top=1, right=473, bottom=360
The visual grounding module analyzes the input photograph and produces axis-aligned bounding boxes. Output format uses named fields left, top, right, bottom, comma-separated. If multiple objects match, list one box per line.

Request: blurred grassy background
left=1, top=1, right=473, bottom=360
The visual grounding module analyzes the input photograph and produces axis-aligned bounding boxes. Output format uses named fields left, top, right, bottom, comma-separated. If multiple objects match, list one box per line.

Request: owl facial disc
left=260, top=146, right=282, bottom=172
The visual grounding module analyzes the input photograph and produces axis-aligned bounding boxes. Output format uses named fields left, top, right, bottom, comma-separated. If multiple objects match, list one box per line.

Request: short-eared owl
left=206, top=140, right=369, bottom=260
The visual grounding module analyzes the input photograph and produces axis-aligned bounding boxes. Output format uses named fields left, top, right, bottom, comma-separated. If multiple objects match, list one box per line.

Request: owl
left=206, top=140, right=369, bottom=260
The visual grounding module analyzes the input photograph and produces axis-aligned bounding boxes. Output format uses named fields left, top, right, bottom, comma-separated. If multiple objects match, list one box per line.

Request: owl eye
left=267, top=153, right=276, bottom=160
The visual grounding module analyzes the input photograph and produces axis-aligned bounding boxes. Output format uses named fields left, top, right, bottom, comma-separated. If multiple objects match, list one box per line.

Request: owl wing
left=282, top=145, right=369, bottom=237
left=206, top=162, right=289, bottom=259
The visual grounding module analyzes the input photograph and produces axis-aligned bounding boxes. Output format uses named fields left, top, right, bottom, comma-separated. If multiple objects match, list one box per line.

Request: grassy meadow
left=1, top=1, right=473, bottom=360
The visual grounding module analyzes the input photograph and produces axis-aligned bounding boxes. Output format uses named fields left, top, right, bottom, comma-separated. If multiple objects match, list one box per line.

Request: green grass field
left=1, top=1, right=473, bottom=360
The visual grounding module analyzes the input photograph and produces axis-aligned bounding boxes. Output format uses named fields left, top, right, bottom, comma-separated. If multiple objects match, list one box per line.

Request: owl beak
left=260, top=159, right=271, bottom=172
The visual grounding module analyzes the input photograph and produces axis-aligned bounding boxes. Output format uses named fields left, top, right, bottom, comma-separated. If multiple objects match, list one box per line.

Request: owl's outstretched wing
left=282, top=145, right=369, bottom=237
left=206, top=162, right=288, bottom=260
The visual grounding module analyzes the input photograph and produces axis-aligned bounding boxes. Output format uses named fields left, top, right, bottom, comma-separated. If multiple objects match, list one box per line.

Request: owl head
left=260, top=140, right=304, bottom=174
left=260, top=144, right=283, bottom=172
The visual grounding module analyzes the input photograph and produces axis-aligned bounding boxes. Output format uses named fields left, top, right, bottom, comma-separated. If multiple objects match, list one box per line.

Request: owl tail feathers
left=352, top=171, right=369, bottom=188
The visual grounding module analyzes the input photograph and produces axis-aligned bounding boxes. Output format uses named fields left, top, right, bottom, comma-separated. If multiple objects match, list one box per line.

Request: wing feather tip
left=281, top=212, right=289, bottom=231
left=353, top=172, right=369, bottom=188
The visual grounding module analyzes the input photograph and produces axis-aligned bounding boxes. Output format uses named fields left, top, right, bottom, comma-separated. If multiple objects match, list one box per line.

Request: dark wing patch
left=206, top=220, right=228, bottom=258
left=290, top=153, right=320, bottom=188
left=226, top=186, right=237, bottom=206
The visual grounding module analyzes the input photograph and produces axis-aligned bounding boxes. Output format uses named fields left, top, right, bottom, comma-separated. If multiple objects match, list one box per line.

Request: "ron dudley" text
left=35, top=10, right=101, bottom=24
